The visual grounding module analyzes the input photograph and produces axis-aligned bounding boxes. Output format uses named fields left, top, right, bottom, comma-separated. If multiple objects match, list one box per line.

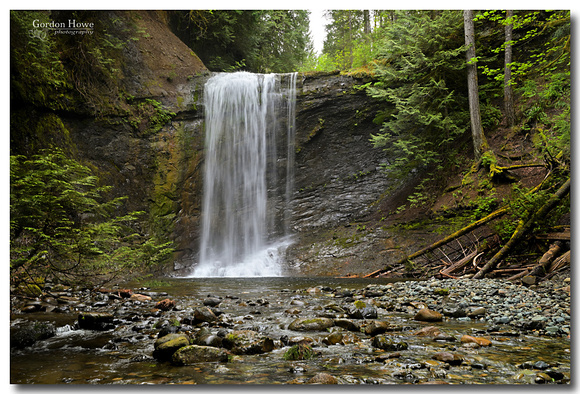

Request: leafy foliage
left=10, top=11, right=71, bottom=110
left=10, top=149, right=173, bottom=288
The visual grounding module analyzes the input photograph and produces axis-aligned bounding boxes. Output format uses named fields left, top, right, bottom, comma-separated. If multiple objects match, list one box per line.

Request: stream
left=10, top=276, right=570, bottom=385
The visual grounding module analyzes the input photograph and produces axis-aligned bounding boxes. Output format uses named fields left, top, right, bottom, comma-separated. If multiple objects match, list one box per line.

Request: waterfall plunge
left=191, top=72, right=297, bottom=277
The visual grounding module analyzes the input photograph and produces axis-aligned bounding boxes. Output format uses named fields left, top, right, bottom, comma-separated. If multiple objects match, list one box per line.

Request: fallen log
left=364, top=173, right=558, bottom=279
left=364, top=208, right=507, bottom=278
left=439, top=250, right=478, bottom=277
left=549, top=250, right=570, bottom=273
left=473, top=178, right=570, bottom=279
left=528, top=241, right=564, bottom=277
left=507, top=269, right=530, bottom=282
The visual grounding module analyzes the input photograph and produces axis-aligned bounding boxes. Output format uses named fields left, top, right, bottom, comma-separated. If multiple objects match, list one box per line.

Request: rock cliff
left=12, top=11, right=423, bottom=277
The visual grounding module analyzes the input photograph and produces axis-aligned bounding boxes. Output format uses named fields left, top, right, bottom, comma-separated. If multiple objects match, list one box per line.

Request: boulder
left=77, top=312, right=115, bottom=330
left=172, top=345, right=230, bottom=365
left=10, top=322, right=56, bottom=349
left=433, top=351, right=463, bottom=366
left=222, top=330, right=275, bottom=355
left=203, top=297, right=222, bottom=307
left=130, top=293, right=152, bottom=302
left=322, top=332, right=344, bottom=345
left=288, top=317, right=334, bottom=331
left=414, top=308, right=443, bottom=322
left=346, top=305, right=378, bottom=319
left=155, top=298, right=176, bottom=311
left=460, top=334, right=492, bottom=347
left=334, top=319, right=360, bottom=332
left=153, top=333, right=190, bottom=361
left=307, top=372, right=338, bottom=384
left=364, top=320, right=390, bottom=336
left=371, top=335, right=408, bottom=351
left=193, top=306, right=218, bottom=323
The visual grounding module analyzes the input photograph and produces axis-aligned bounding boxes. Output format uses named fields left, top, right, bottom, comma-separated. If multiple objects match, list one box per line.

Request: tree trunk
left=473, top=178, right=571, bottom=279
left=363, top=10, right=371, bottom=36
left=528, top=241, right=563, bottom=277
left=464, top=10, right=487, bottom=161
left=504, top=10, right=516, bottom=127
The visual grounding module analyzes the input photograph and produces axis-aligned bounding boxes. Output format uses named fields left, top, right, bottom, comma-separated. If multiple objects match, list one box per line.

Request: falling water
left=191, top=72, right=297, bottom=277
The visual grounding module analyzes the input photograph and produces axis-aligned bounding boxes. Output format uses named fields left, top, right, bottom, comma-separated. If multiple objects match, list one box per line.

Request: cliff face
left=12, top=11, right=421, bottom=276
left=11, top=10, right=210, bottom=272
left=66, top=11, right=211, bottom=271
left=284, top=72, right=421, bottom=277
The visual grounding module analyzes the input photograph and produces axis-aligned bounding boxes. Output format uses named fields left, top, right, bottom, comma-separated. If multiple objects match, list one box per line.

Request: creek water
left=10, top=277, right=570, bottom=385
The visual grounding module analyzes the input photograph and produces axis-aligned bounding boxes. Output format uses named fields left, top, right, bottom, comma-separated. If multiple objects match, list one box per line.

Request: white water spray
left=191, top=72, right=296, bottom=277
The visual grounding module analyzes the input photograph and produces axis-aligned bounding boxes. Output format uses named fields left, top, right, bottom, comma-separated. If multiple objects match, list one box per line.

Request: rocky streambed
left=10, top=276, right=570, bottom=385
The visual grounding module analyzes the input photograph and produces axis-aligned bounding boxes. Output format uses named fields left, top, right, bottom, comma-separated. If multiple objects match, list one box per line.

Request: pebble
left=364, top=277, right=570, bottom=336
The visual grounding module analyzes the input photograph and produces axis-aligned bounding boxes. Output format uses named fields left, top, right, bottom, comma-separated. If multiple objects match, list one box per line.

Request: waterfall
left=191, top=72, right=297, bottom=277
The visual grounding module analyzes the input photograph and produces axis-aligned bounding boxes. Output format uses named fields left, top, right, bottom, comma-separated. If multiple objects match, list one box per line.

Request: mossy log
left=473, top=178, right=570, bottom=279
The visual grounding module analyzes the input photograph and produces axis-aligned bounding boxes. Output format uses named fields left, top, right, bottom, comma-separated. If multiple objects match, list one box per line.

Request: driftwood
left=549, top=250, right=570, bottom=272
left=364, top=208, right=507, bottom=278
left=473, top=178, right=570, bottom=279
left=439, top=250, right=479, bottom=277
left=528, top=241, right=564, bottom=277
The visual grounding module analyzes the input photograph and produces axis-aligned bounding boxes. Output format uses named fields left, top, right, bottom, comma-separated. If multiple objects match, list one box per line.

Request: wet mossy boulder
left=171, top=345, right=230, bottom=365
left=371, top=335, right=408, bottom=351
left=153, top=333, right=190, bottom=361
left=288, top=317, right=334, bottom=331
left=221, top=330, right=275, bottom=355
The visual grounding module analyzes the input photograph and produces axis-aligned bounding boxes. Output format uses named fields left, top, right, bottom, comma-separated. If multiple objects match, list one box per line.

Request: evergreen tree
left=10, top=149, right=173, bottom=288
left=170, top=10, right=312, bottom=73
left=366, top=11, right=468, bottom=183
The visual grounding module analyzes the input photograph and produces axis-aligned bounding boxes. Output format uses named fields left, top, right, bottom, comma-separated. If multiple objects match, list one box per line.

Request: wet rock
left=171, top=345, right=230, bottom=365
left=467, top=307, right=486, bottom=318
left=544, top=369, right=564, bottom=381
left=222, top=330, right=275, bottom=354
left=413, top=326, right=442, bottom=337
left=433, top=352, right=463, bottom=366
left=155, top=298, right=176, bottom=311
left=414, top=308, right=443, bottom=322
left=307, top=372, right=338, bottom=384
left=203, top=297, right=222, bottom=307
left=193, top=306, right=218, bottom=323
left=77, top=312, right=115, bottom=331
left=153, top=333, right=190, bottom=361
left=288, top=317, right=334, bottom=331
left=442, top=306, right=467, bottom=318
left=322, top=332, right=344, bottom=345
left=285, top=336, right=315, bottom=346
left=284, top=307, right=302, bottom=315
left=364, top=320, right=390, bottom=336
left=533, top=360, right=550, bottom=370
left=535, top=372, right=553, bottom=384
left=130, top=293, right=152, bottom=302
left=283, top=343, right=317, bottom=361
left=333, top=319, right=359, bottom=332
left=10, top=322, right=56, bottom=349
left=345, top=304, right=377, bottom=319
left=371, top=335, right=408, bottom=351
left=193, top=328, right=223, bottom=347
left=460, top=334, right=492, bottom=347
left=157, top=325, right=181, bottom=338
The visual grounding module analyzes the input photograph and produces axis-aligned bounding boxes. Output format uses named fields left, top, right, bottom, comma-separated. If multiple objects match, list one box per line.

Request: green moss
left=283, top=343, right=316, bottom=361
left=354, top=300, right=367, bottom=309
